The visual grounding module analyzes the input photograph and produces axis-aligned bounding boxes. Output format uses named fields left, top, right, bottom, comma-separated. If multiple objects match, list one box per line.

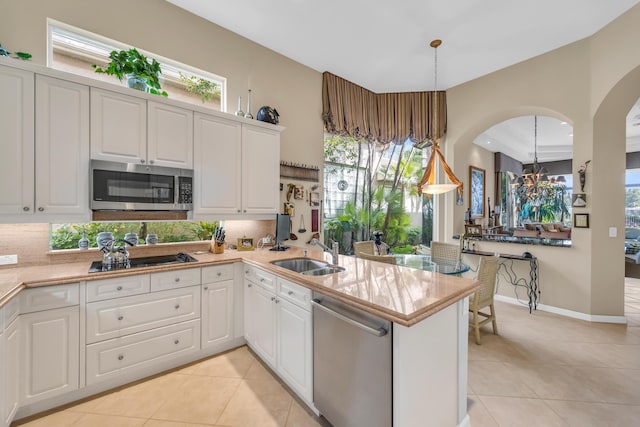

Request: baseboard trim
left=494, top=295, right=627, bottom=324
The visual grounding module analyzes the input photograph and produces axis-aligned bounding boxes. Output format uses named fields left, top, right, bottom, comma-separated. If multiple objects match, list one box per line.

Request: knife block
left=212, top=241, right=225, bottom=254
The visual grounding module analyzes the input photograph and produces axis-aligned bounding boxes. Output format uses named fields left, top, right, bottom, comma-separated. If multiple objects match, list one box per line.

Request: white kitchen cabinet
left=201, top=264, right=235, bottom=349
left=0, top=66, right=34, bottom=216
left=241, top=124, right=280, bottom=214
left=20, top=306, right=79, bottom=405
left=147, top=101, right=193, bottom=169
left=35, top=75, right=90, bottom=219
left=247, top=280, right=277, bottom=367
left=90, top=88, right=147, bottom=164
left=193, top=113, right=243, bottom=215
left=193, top=113, right=281, bottom=217
left=243, top=268, right=312, bottom=402
left=0, top=324, right=4, bottom=427
left=90, top=88, right=193, bottom=168
left=3, top=317, right=19, bottom=427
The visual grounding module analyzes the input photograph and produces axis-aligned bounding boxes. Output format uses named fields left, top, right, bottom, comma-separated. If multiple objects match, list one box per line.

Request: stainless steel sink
left=270, top=258, right=344, bottom=276
left=301, top=266, right=345, bottom=276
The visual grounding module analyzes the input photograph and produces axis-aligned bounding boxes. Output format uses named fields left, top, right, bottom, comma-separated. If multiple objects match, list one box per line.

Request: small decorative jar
left=96, top=232, right=114, bottom=250
left=124, top=232, right=138, bottom=246
left=78, top=231, right=89, bottom=250
left=146, top=233, right=158, bottom=245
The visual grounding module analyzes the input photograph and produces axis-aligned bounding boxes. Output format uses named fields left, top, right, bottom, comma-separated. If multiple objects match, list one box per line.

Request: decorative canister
left=145, top=233, right=158, bottom=245
left=124, top=232, right=138, bottom=246
left=96, top=232, right=114, bottom=250
left=78, top=231, right=89, bottom=250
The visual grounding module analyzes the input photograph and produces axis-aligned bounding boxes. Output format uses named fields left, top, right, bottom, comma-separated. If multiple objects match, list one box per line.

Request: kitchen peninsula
left=0, top=247, right=479, bottom=427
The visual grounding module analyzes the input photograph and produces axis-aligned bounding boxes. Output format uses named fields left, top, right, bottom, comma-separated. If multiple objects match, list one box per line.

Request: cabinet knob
left=149, top=160, right=155, bottom=165
left=288, top=291, right=294, bottom=296
left=271, top=296, right=275, bottom=301
left=117, top=286, right=123, bottom=291
left=140, top=159, right=146, bottom=164
left=175, top=304, right=180, bottom=309
left=174, top=339, right=179, bottom=345
left=260, top=278, right=265, bottom=282
left=118, top=315, right=124, bottom=321
left=118, top=354, right=124, bottom=361
left=245, top=270, right=249, bottom=274
left=247, top=283, right=252, bottom=288
left=217, top=272, right=222, bottom=276
left=275, top=299, right=280, bottom=304
left=203, top=286, right=208, bottom=290
left=237, top=209, right=241, bottom=213
left=174, top=277, right=181, bottom=282
left=38, top=207, right=44, bottom=212
left=23, top=206, right=30, bottom=212
left=243, top=209, right=247, bottom=213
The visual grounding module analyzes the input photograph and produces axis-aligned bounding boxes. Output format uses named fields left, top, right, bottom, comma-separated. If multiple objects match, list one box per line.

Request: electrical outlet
left=0, top=254, right=18, bottom=265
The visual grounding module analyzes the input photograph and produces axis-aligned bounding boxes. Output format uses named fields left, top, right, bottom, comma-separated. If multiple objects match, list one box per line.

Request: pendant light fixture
left=417, top=39, right=463, bottom=199
left=511, top=116, right=565, bottom=200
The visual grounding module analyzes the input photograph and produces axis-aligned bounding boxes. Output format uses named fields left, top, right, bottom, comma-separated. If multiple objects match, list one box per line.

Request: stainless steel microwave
left=90, top=160, right=193, bottom=211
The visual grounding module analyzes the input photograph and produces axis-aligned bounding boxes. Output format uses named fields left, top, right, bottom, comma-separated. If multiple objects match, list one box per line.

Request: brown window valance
left=322, top=71, right=446, bottom=146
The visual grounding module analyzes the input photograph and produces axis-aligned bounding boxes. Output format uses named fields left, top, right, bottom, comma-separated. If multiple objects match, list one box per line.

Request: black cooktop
left=89, top=252, right=198, bottom=273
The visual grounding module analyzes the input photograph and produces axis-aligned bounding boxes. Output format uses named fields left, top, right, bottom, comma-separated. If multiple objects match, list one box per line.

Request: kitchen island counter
left=0, top=247, right=478, bottom=326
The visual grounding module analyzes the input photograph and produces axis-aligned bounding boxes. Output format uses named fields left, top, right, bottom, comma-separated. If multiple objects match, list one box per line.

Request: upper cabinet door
left=193, top=113, right=242, bottom=215
left=35, top=75, right=90, bottom=218
left=147, top=101, right=193, bottom=169
left=90, top=88, right=147, bottom=164
left=241, top=124, right=280, bottom=214
left=0, top=66, right=34, bottom=215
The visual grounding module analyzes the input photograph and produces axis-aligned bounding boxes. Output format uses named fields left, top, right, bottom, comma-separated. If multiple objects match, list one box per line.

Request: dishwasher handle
left=312, top=299, right=388, bottom=337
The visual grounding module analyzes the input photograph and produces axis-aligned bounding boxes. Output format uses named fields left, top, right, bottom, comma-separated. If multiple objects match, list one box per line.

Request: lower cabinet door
left=20, top=306, right=79, bottom=405
left=86, top=319, right=200, bottom=386
left=249, top=283, right=277, bottom=367
left=201, top=280, right=234, bottom=349
left=277, top=299, right=312, bottom=402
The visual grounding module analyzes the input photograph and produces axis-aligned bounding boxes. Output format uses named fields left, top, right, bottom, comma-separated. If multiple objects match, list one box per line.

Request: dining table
left=391, top=254, right=470, bottom=276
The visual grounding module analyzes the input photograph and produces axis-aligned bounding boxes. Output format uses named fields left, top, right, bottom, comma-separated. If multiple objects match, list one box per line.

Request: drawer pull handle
left=271, top=296, right=275, bottom=301
left=260, top=278, right=265, bottom=282
left=118, top=316, right=124, bottom=321
left=175, top=277, right=180, bottom=282
left=117, top=286, right=123, bottom=291
left=288, top=291, right=294, bottom=296
left=275, top=298, right=280, bottom=304
left=175, top=304, right=180, bottom=309
left=118, top=354, right=124, bottom=361
left=174, top=339, right=180, bottom=345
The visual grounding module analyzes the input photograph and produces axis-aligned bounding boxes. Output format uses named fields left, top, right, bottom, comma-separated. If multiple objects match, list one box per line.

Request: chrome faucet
left=310, top=238, right=339, bottom=265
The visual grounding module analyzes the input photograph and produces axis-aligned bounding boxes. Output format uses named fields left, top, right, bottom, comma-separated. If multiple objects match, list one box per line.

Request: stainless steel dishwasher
left=312, top=292, right=392, bottom=427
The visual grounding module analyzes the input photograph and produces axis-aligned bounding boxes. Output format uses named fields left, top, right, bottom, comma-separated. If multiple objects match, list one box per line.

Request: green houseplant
left=93, top=48, right=167, bottom=96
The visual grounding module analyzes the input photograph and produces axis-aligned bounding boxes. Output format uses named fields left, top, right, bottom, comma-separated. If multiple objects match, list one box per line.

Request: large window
left=48, top=20, right=226, bottom=110
left=323, top=135, right=431, bottom=254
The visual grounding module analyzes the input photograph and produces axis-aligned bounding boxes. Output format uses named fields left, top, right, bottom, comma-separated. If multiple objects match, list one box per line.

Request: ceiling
left=166, top=0, right=640, bottom=161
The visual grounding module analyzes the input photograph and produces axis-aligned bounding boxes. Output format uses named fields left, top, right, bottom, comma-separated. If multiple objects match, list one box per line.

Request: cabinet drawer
left=19, top=283, right=79, bottom=313
left=277, top=278, right=311, bottom=310
left=202, top=263, right=234, bottom=283
left=150, top=268, right=201, bottom=292
left=3, top=296, right=19, bottom=327
left=87, top=274, right=150, bottom=302
left=86, top=286, right=200, bottom=344
left=244, top=265, right=275, bottom=292
left=86, top=319, right=200, bottom=386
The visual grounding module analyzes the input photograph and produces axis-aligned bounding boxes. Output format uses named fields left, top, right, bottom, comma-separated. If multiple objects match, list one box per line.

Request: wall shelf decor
left=280, top=161, right=320, bottom=182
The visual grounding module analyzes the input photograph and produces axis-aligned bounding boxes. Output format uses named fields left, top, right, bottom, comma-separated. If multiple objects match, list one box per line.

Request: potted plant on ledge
left=93, top=48, right=168, bottom=97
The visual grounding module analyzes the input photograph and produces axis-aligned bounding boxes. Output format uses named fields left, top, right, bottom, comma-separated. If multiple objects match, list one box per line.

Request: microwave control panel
left=178, top=177, right=193, bottom=204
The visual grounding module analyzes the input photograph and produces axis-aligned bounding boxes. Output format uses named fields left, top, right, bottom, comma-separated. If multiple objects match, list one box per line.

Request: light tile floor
left=15, top=279, right=640, bottom=427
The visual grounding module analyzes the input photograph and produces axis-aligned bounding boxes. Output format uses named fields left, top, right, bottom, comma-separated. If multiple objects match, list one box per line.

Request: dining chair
left=357, top=252, right=397, bottom=265
left=430, top=241, right=461, bottom=262
left=469, top=255, right=500, bottom=344
left=353, top=240, right=376, bottom=256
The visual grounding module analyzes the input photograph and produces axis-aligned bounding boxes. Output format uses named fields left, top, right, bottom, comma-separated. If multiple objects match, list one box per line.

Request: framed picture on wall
left=574, top=213, right=590, bottom=228
left=469, top=166, right=485, bottom=218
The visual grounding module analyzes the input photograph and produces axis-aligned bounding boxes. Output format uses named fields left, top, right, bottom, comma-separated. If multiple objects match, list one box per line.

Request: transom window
left=47, top=19, right=226, bottom=111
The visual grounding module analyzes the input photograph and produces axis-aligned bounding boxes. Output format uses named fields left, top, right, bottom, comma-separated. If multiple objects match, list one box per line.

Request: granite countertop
left=0, top=247, right=479, bottom=327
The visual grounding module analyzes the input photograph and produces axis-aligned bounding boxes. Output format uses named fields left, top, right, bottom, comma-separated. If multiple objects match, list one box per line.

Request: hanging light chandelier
left=511, top=116, right=565, bottom=200
left=417, top=39, right=463, bottom=199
